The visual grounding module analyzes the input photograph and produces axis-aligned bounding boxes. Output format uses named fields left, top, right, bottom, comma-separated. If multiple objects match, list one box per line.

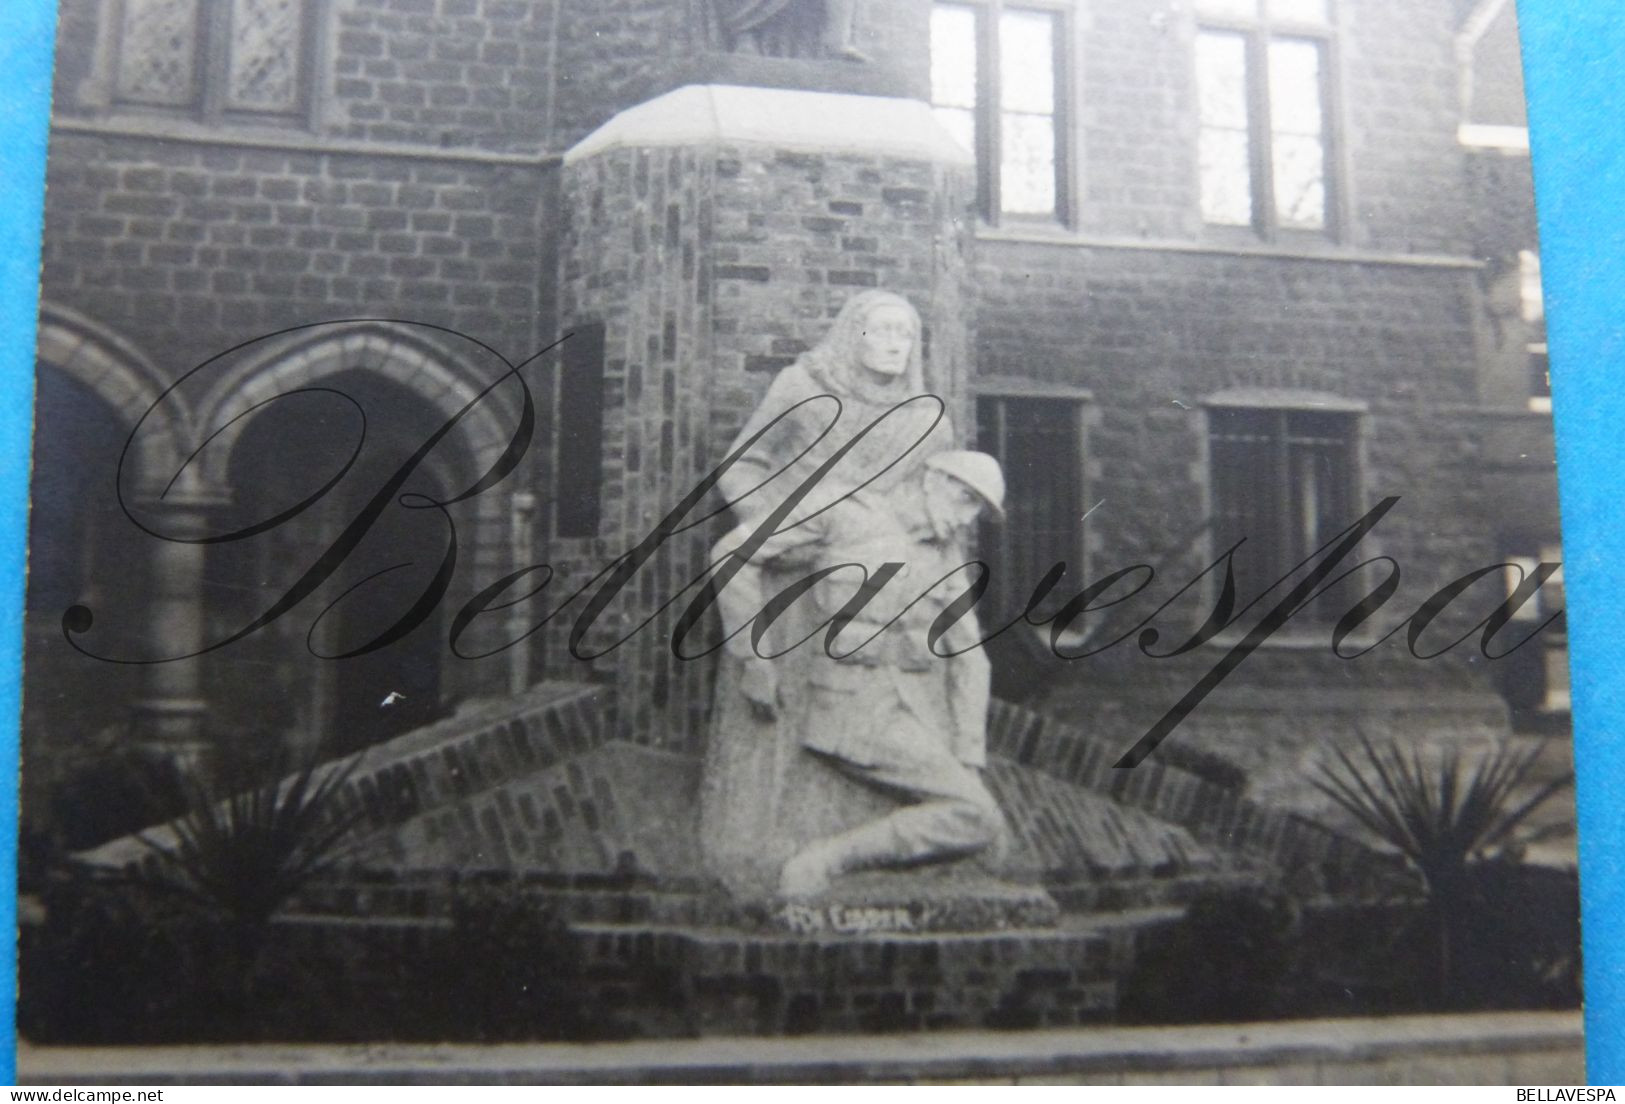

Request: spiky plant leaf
left=1311, top=737, right=1572, bottom=894
left=138, top=747, right=367, bottom=928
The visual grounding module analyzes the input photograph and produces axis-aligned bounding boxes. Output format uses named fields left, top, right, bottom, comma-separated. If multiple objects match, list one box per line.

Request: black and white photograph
left=14, top=0, right=1586, bottom=1084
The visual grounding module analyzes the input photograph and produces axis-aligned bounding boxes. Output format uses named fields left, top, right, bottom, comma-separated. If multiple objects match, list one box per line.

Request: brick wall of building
left=1075, top=0, right=1472, bottom=253
left=973, top=247, right=1486, bottom=558
left=328, top=0, right=557, bottom=150
left=39, top=134, right=554, bottom=371
left=1339, top=0, right=1475, bottom=255
left=964, top=234, right=1544, bottom=798
left=53, top=0, right=560, bottom=152
left=46, top=0, right=1494, bottom=272
left=971, top=244, right=1484, bottom=550
left=551, top=0, right=689, bottom=150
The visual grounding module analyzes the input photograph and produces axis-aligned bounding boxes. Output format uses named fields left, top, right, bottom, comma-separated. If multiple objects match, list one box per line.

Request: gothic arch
left=189, top=321, right=525, bottom=491
left=33, top=303, right=190, bottom=493
left=179, top=322, right=537, bottom=746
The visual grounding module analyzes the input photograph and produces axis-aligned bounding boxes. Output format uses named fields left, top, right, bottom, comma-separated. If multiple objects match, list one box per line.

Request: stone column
left=129, top=475, right=229, bottom=767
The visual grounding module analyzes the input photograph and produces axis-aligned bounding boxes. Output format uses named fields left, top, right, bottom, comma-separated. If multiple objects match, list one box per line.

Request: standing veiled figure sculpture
left=699, top=291, right=1011, bottom=901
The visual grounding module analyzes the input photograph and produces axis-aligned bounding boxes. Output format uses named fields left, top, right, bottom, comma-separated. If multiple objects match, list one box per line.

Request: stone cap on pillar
left=564, top=84, right=975, bottom=167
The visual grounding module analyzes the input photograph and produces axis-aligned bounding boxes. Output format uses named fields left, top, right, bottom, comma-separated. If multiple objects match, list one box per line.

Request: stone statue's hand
left=741, top=660, right=778, bottom=719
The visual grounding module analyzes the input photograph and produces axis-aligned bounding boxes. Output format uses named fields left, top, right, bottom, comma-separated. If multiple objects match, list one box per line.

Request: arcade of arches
left=23, top=313, right=537, bottom=848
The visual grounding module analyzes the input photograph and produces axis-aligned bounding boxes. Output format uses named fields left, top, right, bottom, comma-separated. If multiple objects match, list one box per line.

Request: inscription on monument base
left=780, top=903, right=920, bottom=935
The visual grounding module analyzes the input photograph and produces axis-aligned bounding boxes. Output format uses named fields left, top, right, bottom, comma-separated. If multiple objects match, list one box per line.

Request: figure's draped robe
left=698, top=363, right=953, bottom=895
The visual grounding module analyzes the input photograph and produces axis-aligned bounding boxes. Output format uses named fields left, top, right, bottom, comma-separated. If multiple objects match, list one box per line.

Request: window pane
left=999, top=10, right=1055, bottom=115
left=934, top=106, right=977, bottom=158
left=1268, top=38, right=1323, bottom=134
left=1197, top=32, right=1253, bottom=225
left=1529, top=347, right=1551, bottom=401
left=227, top=0, right=305, bottom=113
left=1520, top=248, right=1544, bottom=324
left=1209, top=409, right=1279, bottom=602
left=116, top=0, right=201, bottom=106
left=1200, top=129, right=1254, bottom=225
left=1286, top=411, right=1351, bottom=567
left=1197, top=32, right=1249, bottom=129
left=1000, top=112, right=1056, bottom=215
left=931, top=4, right=979, bottom=110
left=1288, top=439, right=1350, bottom=561
left=1196, top=0, right=1261, bottom=17
left=1272, top=135, right=1325, bottom=227
left=1268, top=0, right=1329, bottom=22
left=1010, top=398, right=1083, bottom=620
left=1269, top=39, right=1326, bottom=228
left=977, top=397, right=1085, bottom=622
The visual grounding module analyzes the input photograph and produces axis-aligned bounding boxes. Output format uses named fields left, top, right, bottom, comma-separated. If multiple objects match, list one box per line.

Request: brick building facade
left=25, top=0, right=1561, bottom=847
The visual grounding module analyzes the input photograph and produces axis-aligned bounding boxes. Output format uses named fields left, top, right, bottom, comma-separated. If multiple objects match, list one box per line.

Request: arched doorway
left=204, top=370, right=470, bottom=759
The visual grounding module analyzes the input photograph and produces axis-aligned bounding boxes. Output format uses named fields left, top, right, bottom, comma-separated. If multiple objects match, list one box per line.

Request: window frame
left=972, top=380, right=1096, bottom=628
left=931, top=0, right=1077, bottom=227
left=1198, top=391, right=1370, bottom=636
left=1192, top=0, right=1345, bottom=243
left=89, top=0, right=324, bottom=129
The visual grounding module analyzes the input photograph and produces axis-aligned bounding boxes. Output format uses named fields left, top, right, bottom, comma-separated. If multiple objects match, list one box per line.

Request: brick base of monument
left=69, top=689, right=1395, bottom=1042
left=742, top=869, right=1061, bottom=935
left=569, top=917, right=1132, bottom=1035
left=285, top=873, right=1162, bottom=1035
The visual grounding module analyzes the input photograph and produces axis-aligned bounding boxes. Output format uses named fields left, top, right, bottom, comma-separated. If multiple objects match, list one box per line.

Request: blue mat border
left=0, top=0, right=1618, bottom=1084
left=1519, top=0, right=1625, bottom=1084
left=0, top=0, right=52, bottom=1087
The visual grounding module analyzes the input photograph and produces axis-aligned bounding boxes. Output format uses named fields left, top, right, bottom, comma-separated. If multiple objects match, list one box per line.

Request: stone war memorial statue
left=699, top=291, right=1057, bottom=931
left=708, top=0, right=869, bottom=62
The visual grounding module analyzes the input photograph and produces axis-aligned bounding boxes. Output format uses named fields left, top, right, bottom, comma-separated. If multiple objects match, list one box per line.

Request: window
left=1521, top=249, right=1551, bottom=413
left=1500, top=545, right=1568, bottom=714
left=931, top=2, right=1068, bottom=223
left=976, top=391, right=1090, bottom=620
left=1457, top=0, right=1529, bottom=150
left=111, top=0, right=316, bottom=123
left=1206, top=403, right=1359, bottom=618
left=1194, top=0, right=1336, bottom=236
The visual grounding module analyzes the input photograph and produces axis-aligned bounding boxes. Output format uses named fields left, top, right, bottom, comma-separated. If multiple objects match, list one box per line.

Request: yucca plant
left=138, top=747, right=366, bottom=929
left=130, top=746, right=368, bottom=1029
left=1312, top=735, right=1573, bottom=1006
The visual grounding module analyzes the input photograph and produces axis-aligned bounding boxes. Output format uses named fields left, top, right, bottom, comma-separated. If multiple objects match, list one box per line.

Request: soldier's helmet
left=925, top=450, right=1006, bottom=520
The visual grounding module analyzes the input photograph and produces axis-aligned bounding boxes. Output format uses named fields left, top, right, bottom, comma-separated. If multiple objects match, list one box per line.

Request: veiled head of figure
left=857, top=301, right=916, bottom=378
left=820, top=290, right=924, bottom=392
